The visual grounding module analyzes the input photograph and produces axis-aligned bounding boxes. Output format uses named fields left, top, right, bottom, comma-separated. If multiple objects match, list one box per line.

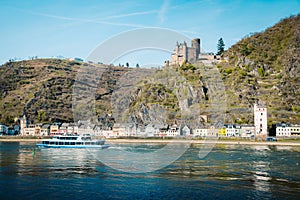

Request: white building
left=207, top=126, right=218, bottom=137
left=193, top=128, right=208, bottom=137
left=102, top=130, right=114, bottom=138
left=254, top=102, right=268, bottom=136
left=225, top=124, right=239, bottom=137
left=166, top=124, right=180, bottom=137
left=20, top=115, right=28, bottom=135
left=23, top=124, right=35, bottom=136
left=144, top=124, right=159, bottom=137
left=240, top=125, right=255, bottom=138
left=276, top=123, right=291, bottom=137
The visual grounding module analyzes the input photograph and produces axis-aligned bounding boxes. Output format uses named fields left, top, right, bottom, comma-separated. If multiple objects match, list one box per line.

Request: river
left=0, top=142, right=299, bottom=199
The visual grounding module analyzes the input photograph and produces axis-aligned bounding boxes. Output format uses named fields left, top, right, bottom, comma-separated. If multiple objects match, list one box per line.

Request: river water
left=0, top=142, right=299, bottom=199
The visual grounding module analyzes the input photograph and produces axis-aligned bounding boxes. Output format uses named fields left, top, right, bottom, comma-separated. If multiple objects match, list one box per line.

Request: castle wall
left=170, top=38, right=201, bottom=65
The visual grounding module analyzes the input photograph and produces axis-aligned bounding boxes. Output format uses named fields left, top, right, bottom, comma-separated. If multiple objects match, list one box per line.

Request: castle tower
left=254, top=102, right=268, bottom=137
left=191, top=38, right=200, bottom=59
left=183, top=41, right=187, bottom=62
left=20, top=115, right=28, bottom=135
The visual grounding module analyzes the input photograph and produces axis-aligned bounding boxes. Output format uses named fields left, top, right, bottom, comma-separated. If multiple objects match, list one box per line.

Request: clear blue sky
left=0, top=0, right=299, bottom=65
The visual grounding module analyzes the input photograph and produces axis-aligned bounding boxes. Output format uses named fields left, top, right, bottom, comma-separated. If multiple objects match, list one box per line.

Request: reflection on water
left=0, top=142, right=300, bottom=199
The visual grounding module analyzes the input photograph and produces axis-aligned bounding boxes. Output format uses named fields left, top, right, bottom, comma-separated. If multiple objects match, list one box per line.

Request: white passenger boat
left=36, top=134, right=109, bottom=148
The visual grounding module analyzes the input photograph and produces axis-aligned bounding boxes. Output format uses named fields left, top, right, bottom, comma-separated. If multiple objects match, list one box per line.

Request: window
left=261, top=113, right=263, bottom=116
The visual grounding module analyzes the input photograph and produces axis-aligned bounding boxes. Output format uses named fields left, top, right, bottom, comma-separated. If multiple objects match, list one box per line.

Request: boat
left=36, top=134, right=109, bottom=148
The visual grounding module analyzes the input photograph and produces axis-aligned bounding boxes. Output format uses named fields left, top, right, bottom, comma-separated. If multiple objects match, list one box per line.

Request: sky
left=0, top=0, right=299, bottom=66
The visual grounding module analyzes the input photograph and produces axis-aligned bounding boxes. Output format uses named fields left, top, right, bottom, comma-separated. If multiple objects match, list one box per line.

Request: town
left=0, top=102, right=299, bottom=139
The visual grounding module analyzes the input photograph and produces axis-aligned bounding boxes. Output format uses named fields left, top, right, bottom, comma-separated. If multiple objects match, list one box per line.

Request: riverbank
left=1, top=137, right=300, bottom=146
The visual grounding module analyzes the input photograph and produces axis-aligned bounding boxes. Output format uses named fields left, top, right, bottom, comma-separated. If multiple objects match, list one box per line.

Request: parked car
left=266, top=137, right=277, bottom=141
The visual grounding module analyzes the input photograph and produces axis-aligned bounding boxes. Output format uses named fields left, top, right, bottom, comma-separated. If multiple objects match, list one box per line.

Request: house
left=34, top=124, right=44, bottom=135
left=112, top=123, right=127, bottom=137
left=23, top=124, right=35, bottom=136
left=225, top=124, right=239, bottom=137
left=7, top=127, right=16, bottom=135
left=218, top=127, right=226, bottom=137
left=207, top=126, right=218, bottom=137
left=193, top=128, right=208, bottom=137
left=181, top=125, right=191, bottom=137
left=276, top=123, right=291, bottom=137
left=240, top=125, right=255, bottom=138
left=290, top=125, right=300, bottom=136
left=67, top=123, right=78, bottom=134
left=166, top=123, right=180, bottom=137
left=59, top=123, right=69, bottom=135
left=0, top=124, right=7, bottom=135
left=14, top=125, right=20, bottom=135
left=78, top=123, right=94, bottom=135
left=93, top=125, right=103, bottom=136
left=40, top=124, right=50, bottom=136
left=50, top=122, right=61, bottom=136
left=102, top=130, right=114, bottom=138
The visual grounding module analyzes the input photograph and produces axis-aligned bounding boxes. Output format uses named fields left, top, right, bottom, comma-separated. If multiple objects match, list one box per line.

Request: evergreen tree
left=217, top=38, right=225, bottom=55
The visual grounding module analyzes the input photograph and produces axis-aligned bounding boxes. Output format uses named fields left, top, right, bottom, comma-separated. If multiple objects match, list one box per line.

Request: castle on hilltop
left=167, top=38, right=217, bottom=66
left=170, top=38, right=201, bottom=65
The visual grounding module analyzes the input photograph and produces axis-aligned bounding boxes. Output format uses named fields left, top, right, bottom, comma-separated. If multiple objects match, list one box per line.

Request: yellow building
left=218, top=128, right=226, bottom=137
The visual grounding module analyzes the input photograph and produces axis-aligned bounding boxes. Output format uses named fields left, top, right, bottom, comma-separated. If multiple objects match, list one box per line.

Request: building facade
left=276, top=123, right=291, bottom=137
left=290, top=125, right=300, bottom=136
left=254, top=102, right=268, bottom=136
left=20, top=115, right=28, bottom=135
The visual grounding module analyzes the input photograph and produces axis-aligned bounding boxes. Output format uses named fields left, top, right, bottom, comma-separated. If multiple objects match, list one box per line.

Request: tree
left=136, top=63, right=140, bottom=68
left=217, top=38, right=225, bottom=55
left=126, top=62, right=129, bottom=68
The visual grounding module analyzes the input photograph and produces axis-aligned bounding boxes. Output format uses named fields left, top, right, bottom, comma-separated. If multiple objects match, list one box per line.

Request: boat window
left=76, top=142, right=82, bottom=145
left=71, top=142, right=75, bottom=145
left=59, top=142, right=63, bottom=145
left=50, top=142, right=54, bottom=145
left=86, top=142, right=91, bottom=145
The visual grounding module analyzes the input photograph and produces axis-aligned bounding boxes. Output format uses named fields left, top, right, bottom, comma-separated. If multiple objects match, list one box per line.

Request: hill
left=0, top=14, right=299, bottom=127
left=0, top=59, right=129, bottom=125
left=218, top=14, right=300, bottom=124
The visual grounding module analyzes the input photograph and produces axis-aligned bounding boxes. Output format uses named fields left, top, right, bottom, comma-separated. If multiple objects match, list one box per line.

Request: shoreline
left=1, top=138, right=300, bottom=146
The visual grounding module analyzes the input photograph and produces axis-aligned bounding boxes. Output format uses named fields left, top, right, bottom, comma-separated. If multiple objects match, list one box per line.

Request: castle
left=170, top=38, right=201, bottom=65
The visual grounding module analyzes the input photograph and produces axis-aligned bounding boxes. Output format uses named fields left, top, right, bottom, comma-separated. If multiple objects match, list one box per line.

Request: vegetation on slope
left=219, top=14, right=300, bottom=124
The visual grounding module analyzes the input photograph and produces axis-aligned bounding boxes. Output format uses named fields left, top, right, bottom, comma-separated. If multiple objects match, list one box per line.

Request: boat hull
left=36, top=144, right=110, bottom=149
